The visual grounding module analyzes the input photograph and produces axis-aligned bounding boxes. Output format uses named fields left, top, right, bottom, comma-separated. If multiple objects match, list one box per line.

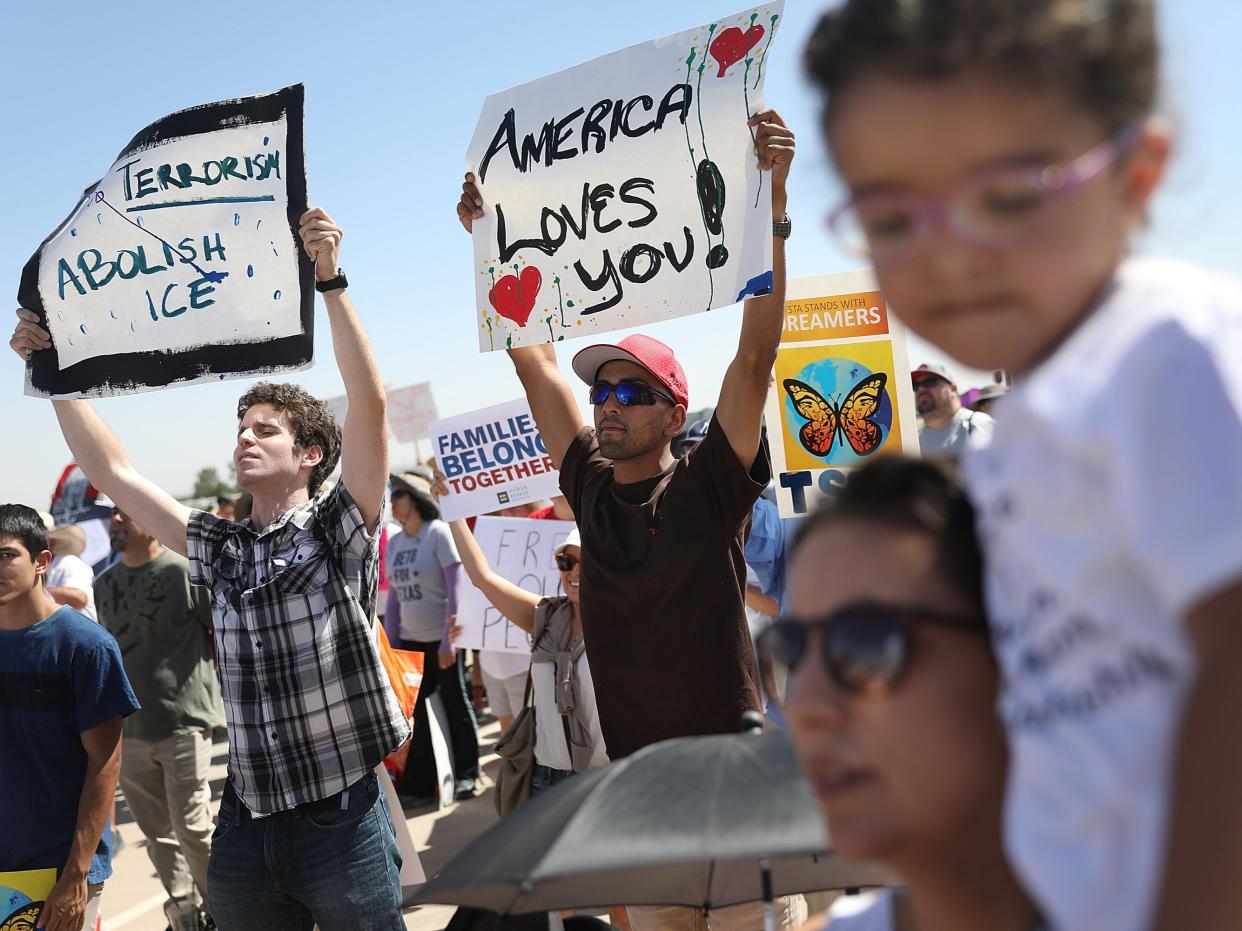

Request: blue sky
left=2, top=0, right=1237, bottom=507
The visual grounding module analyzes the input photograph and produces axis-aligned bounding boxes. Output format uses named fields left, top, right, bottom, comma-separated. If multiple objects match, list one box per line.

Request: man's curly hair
left=237, top=382, right=342, bottom=494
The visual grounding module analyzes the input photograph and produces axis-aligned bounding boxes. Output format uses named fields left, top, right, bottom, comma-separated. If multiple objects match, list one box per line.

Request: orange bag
left=377, top=626, right=423, bottom=783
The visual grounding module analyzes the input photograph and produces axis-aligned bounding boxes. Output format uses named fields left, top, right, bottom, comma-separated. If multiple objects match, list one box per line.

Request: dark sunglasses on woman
left=755, top=601, right=987, bottom=708
left=589, top=379, right=676, bottom=407
left=555, top=553, right=579, bottom=572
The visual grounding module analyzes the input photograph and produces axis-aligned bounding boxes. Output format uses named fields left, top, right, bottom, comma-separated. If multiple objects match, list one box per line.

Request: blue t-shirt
left=0, top=606, right=140, bottom=883
left=744, top=496, right=801, bottom=614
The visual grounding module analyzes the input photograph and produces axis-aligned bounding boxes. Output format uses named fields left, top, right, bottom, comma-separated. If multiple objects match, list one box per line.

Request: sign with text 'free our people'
left=763, top=271, right=921, bottom=518
left=465, top=3, right=783, bottom=352
left=19, top=85, right=311, bottom=398
left=455, top=517, right=575, bottom=655
left=429, top=398, right=560, bottom=521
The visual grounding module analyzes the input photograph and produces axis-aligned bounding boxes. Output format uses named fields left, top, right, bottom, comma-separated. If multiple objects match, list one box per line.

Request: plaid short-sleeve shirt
left=187, top=482, right=410, bottom=815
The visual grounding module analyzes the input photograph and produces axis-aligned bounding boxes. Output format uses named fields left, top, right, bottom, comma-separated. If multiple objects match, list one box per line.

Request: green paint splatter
left=744, top=13, right=765, bottom=208
left=554, top=275, right=572, bottom=327
left=754, top=14, right=779, bottom=90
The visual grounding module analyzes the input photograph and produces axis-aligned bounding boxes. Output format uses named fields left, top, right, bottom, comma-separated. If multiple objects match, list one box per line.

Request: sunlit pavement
left=101, top=720, right=508, bottom=931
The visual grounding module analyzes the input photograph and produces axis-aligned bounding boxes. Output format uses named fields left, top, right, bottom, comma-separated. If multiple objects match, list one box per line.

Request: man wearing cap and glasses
left=912, top=362, right=995, bottom=462
left=458, top=111, right=799, bottom=930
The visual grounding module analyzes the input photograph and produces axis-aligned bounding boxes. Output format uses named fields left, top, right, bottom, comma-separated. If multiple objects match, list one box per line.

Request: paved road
left=101, top=720, right=507, bottom=931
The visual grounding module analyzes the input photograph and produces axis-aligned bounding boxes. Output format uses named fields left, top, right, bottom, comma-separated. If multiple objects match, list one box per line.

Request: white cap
left=554, top=527, right=581, bottom=556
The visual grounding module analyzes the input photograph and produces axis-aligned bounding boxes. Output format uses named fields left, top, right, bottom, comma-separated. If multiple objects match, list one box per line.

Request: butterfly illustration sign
left=465, top=3, right=784, bottom=351
left=18, top=85, right=312, bottom=399
left=764, top=272, right=920, bottom=517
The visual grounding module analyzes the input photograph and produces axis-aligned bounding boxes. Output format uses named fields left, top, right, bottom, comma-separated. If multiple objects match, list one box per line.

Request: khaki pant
left=629, top=894, right=807, bottom=931
left=74, top=883, right=104, bottom=931
left=118, top=728, right=215, bottom=926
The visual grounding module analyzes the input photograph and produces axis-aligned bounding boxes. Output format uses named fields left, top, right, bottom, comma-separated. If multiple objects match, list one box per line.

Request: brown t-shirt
left=560, top=415, right=769, bottom=758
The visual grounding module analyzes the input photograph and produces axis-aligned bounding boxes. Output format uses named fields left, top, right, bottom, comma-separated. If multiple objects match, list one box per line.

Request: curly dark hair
left=793, top=456, right=985, bottom=613
left=805, top=0, right=1158, bottom=134
left=236, top=382, right=342, bottom=494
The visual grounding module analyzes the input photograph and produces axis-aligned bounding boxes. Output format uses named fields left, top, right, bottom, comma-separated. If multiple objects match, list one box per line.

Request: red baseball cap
left=571, top=334, right=689, bottom=407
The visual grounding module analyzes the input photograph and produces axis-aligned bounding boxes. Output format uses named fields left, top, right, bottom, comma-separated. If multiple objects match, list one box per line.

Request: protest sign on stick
left=19, top=85, right=311, bottom=398
left=429, top=398, right=561, bottom=521
left=465, top=3, right=784, bottom=351
left=763, top=271, right=921, bottom=517
left=455, top=517, right=575, bottom=654
left=386, top=382, right=439, bottom=444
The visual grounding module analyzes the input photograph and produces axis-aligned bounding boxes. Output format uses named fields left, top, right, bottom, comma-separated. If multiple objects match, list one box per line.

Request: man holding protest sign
left=459, top=109, right=797, bottom=929
left=11, top=207, right=410, bottom=931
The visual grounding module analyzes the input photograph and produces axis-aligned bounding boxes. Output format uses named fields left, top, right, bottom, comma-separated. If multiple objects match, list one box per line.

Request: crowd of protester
left=4, top=0, right=1242, bottom=929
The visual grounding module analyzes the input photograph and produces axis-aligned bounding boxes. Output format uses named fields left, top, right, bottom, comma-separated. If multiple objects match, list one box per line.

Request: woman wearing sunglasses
left=429, top=472, right=609, bottom=796
left=758, top=458, right=1041, bottom=931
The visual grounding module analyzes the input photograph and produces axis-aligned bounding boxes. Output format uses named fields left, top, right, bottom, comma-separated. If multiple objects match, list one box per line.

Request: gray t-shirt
left=94, top=549, right=224, bottom=741
left=386, top=521, right=460, bottom=642
left=918, top=406, right=995, bottom=461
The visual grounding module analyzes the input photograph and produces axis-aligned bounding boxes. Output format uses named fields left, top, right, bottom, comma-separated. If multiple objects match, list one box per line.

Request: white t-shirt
left=46, top=553, right=97, bottom=621
left=532, top=650, right=609, bottom=772
left=480, top=649, right=531, bottom=680
left=385, top=521, right=460, bottom=642
left=824, top=890, right=896, bottom=931
left=962, top=258, right=1242, bottom=931
left=918, top=406, right=994, bottom=461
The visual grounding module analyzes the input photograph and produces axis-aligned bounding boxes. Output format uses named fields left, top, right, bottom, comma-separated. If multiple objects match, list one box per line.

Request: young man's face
left=0, top=534, right=50, bottom=605
left=234, top=403, right=319, bottom=493
left=825, top=66, right=1163, bottom=374
left=592, top=360, right=683, bottom=463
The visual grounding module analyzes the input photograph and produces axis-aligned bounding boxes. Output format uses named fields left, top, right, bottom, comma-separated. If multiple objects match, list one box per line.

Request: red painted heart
left=710, top=24, right=765, bottom=77
left=488, top=266, right=542, bottom=327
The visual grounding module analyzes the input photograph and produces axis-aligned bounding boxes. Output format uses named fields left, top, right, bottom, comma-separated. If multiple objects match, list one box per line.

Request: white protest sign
left=465, top=3, right=784, bottom=351
left=387, top=382, right=439, bottom=444
left=455, top=517, right=575, bottom=654
left=429, top=398, right=560, bottom=521
left=19, top=85, right=311, bottom=398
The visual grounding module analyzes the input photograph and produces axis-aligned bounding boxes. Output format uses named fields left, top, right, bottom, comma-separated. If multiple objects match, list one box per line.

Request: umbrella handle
left=761, top=859, right=774, bottom=931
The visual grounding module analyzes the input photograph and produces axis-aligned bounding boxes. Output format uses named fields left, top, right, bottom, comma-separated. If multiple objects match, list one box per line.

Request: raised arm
left=299, top=208, right=387, bottom=530
left=715, top=110, right=795, bottom=469
left=457, top=174, right=583, bottom=468
left=433, top=472, right=540, bottom=632
left=11, top=312, right=193, bottom=554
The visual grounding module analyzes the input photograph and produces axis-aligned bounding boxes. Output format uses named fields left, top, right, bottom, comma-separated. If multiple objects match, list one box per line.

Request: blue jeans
left=530, top=763, right=575, bottom=796
left=206, top=772, right=404, bottom=931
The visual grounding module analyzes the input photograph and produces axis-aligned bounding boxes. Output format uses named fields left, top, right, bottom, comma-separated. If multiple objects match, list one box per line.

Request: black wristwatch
left=315, top=269, right=348, bottom=293
left=772, top=214, right=791, bottom=240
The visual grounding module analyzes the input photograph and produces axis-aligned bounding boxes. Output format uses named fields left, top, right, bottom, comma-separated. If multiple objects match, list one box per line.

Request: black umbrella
left=414, top=722, right=891, bottom=925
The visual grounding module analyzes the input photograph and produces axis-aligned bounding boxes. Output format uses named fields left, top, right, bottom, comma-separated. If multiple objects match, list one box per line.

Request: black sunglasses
left=555, top=553, right=579, bottom=572
left=755, top=602, right=986, bottom=706
left=589, top=379, right=675, bottom=407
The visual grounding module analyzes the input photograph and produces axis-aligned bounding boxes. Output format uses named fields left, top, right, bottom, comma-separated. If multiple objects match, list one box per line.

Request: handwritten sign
left=763, top=271, right=921, bottom=517
left=455, top=517, right=575, bottom=654
left=465, top=3, right=784, bottom=351
left=19, top=85, right=311, bottom=398
left=386, top=382, right=439, bottom=444
left=429, top=398, right=561, bottom=521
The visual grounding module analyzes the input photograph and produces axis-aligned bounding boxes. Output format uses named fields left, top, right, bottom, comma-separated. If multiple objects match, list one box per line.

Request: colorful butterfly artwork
left=0, top=902, right=42, bottom=931
left=784, top=373, right=888, bottom=457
